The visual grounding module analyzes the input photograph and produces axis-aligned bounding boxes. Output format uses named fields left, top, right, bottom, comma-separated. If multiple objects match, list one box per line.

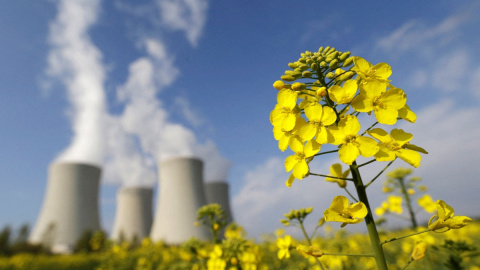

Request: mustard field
left=0, top=221, right=478, bottom=270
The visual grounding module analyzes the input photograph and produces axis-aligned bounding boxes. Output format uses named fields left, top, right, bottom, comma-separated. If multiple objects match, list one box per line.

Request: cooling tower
left=204, top=182, right=234, bottom=224
left=150, top=157, right=210, bottom=243
left=29, top=162, right=102, bottom=253
left=111, top=187, right=153, bottom=243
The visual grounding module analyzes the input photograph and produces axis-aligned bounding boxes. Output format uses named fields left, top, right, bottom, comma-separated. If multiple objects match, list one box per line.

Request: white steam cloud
left=46, top=0, right=229, bottom=187
left=47, top=0, right=106, bottom=166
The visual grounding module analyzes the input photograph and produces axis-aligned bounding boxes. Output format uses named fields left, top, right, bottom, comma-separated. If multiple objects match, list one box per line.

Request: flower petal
left=368, top=128, right=391, bottom=144
left=356, top=136, right=379, bottom=157
left=285, top=155, right=297, bottom=172
left=304, top=140, right=321, bottom=157
left=293, top=160, right=309, bottom=179
left=396, top=149, right=421, bottom=167
left=390, top=129, right=413, bottom=145
left=339, top=143, right=359, bottom=165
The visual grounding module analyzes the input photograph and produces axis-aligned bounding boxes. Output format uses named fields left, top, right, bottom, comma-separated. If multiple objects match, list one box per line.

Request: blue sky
left=1, top=0, right=479, bottom=238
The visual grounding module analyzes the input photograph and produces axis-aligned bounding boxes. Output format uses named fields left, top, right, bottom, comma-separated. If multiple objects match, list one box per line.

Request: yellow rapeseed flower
left=296, top=244, right=323, bottom=258
left=328, top=80, right=358, bottom=104
left=387, top=195, right=403, bottom=214
left=285, top=136, right=321, bottom=180
left=273, top=117, right=307, bottom=151
left=428, top=200, right=473, bottom=232
left=368, top=128, right=427, bottom=168
left=270, top=88, right=300, bottom=131
left=328, top=115, right=379, bottom=165
left=351, top=81, right=406, bottom=125
left=411, top=241, right=427, bottom=261
left=298, top=103, right=337, bottom=144
left=417, top=194, right=436, bottom=213
left=325, top=163, right=350, bottom=188
left=351, top=56, right=392, bottom=86
left=324, top=196, right=368, bottom=227
left=276, top=235, right=291, bottom=260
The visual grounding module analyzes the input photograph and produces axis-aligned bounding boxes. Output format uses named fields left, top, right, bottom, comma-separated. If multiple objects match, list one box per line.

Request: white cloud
left=47, top=0, right=107, bottom=166
left=376, top=6, right=473, bottom=54
left=155, top=0, right=208, bottom=46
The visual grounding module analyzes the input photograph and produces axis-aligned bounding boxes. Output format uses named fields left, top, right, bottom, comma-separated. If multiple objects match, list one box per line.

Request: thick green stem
left=398, top=178, right=418, bottom=229
left=350, top=161, right=388, bottom=270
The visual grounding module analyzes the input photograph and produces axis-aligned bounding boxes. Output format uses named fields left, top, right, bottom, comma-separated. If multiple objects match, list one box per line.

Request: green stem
left=299, top=220, right=325, bottom=270
left=381, top=229, right=431, bottom=245
left=309, top=172, right=353, bottom=181
left=323, top=252, right=375, bottom=257
left=358, top=159, right=376, bottom=168
left=313, top=149, right=338, bottom=157
left=401, top=258, right=414, bottom=270
left=343, top=187, right=358, bottom=202
left=398, top=177, right=418, bottom=229
left=365, top=160, right=396, bottom=188
left=350, top=161, right=388, bottom=270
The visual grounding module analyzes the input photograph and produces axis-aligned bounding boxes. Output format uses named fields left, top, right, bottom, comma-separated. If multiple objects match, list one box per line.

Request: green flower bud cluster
left=280, top=207, right=313, bottom=226
left=281, top=46, right=356, bottom=86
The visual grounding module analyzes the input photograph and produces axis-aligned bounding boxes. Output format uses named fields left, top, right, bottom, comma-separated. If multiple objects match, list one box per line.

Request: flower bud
left=288, top=62, right=298, bottom=69
left=318, top=46, right=324, bottom=53
left=329, top=59, right=339, bottom=70
left=284, top=70, right=293, bottom=75
left=298, top=58, right=306, bottom=63
left=323, top=46, right=330, bottom=54
left=306, top=59, right=314, bottom=65
left=302, top=71, right=313, bottom=78
left=339, top=51, right=351, bottom=61
left=273, top=80, right=290, bottom=90
left=327, top=51, right=339, bottom=60
left=298, top=64, right=309, bottom=71
left=343, top=56, right=354, bottom=67
left=316, top=56, right=324, bottom=62
left=316, top=87, right=327, bottom=97
left=281, top=75, right=296, bottom=81
left=311, top=63, right=319, bottom=71
left=326, top=72, right=335, bottom=79
left=292, top=82, right=306, bottom=91
left=300, top=52, right=306, bottom=57
left=320, top=61, right=327, bottom=67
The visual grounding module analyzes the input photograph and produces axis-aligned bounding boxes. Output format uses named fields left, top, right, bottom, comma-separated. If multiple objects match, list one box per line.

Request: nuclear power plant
left=150, top=157, right=210, bottom=243
left=29, top=162, right=102, bottom=253
left=29, top=157, right=233, bottom=252
left=111, top=187, right=153, bottom=243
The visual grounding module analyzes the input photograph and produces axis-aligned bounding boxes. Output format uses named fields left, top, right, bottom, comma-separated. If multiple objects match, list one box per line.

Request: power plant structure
left=150, top=157, right=210, bottom=244
left=204, top=182, right=234, bottom=225
left=29, top=162, right=102, bottom=253
left=111, top=187, right=153, bottom=243
left=29, top=157, right=232, bottom=249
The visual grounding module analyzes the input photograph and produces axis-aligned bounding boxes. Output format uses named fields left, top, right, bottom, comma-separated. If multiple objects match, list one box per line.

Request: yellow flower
left=351, top=56, right=392, bottom=86
left=298, top=103, right=337, bottom=144
left=328, top=115, right=379, bottom=165
left=276, top=235, right=291, bottom=259
left=270, top=88, right=300, bottom=131
left=411, top=241, right=427, bottom=261
left=324, top=196, right=368, bottom=227
left=326, top=163, right=350, bottom=188
left=285, top=136, right=321, bottom=180
left=296, top=244, right=323, bottom=258
left=428, top=200, right=473, bottom=232
left=273, top=116, right=307, bottom=151
left=207, top=245, right=226, bottom=270
left=417, top=195, right=436, bottom=213
left=368, top=128, right=427, bottom=168
left=328, top=80, right=358, bottom=104
left=387, top=195, right=403, bottom=214
left=398, top=104, right=416, bottom=123
left=351, top=81, right=406, bottom=125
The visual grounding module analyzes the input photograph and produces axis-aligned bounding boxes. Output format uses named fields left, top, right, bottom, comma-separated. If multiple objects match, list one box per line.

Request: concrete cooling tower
left=205, top=182, right=234, bottom=225
left=29, top=162, right=102, bottom=253
left=111, top=187, right=153, bottom=243
left=150, top=157, right=210, bottom=244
